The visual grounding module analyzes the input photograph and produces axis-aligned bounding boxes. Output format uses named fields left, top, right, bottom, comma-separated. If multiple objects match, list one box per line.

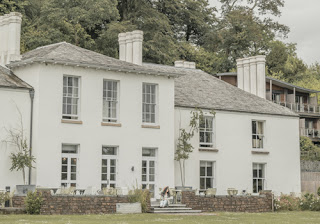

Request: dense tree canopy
left=1, top=0, right=319, bottom=88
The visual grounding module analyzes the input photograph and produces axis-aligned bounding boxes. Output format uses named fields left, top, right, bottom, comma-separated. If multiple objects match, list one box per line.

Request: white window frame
left=102, top=80, right=119, bottom=123
left=199, top=161, right=215, bottom=190
left=61, top=144, right=79, bottom=188
left=199, top=116, right=214, bottom=148
left=101, top=146, right=118, bottom=189
left=252, top=120, right=265, bottom=149
left=142, top=83, right=158, bottom=124
left=252, top=163, right=266, bottom=194
left=142, top=148, right=157, bottom=198
left=62, top=75, right=80, bottom=120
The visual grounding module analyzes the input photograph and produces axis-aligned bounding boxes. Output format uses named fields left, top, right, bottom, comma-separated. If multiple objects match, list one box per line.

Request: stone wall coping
left=50, top=195, right=128, bottom=198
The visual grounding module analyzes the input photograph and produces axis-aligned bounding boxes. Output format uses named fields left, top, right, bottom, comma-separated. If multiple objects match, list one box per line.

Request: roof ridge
left=35, top=41, right=68, bottom=50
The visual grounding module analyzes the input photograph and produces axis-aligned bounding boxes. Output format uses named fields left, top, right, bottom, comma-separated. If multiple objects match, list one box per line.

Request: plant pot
left=227, top=188, right=238, bottom=196
left=15, top=185, right=36, bottom=195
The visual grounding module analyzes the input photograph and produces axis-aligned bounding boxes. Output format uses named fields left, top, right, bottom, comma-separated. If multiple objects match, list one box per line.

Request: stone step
left=152, top=207, right=192, bottom=211
left=150, top=209, right=202, bottom=214
left=151, top=203, right=186, bottom=208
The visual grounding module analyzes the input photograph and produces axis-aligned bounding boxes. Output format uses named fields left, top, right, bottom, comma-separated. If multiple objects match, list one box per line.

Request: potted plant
left=3, top=110, right=36, bottom=195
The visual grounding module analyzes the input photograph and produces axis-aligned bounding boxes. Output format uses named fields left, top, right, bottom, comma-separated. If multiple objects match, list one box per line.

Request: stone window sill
left=199, top=148, right=219, bottom=152
left=101, top=122, right=122, bottom=127
left=61, top=119, right=83, bottom=125
left=251, top=150, right=269, bottom=155
left=141, top=124, right=160, bottom=129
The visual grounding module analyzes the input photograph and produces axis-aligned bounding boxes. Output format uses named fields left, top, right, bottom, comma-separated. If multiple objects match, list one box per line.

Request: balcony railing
left=272, top=101, right=320, bottom=114
left=300, top=128, right=320, bottom=138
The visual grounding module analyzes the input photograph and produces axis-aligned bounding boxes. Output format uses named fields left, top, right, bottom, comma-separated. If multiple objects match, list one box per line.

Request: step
left=151, top=203, right=187, bottom=208
left=150, top=209, right=202, bottom=214
left=152, top=207, right=192, bottom=211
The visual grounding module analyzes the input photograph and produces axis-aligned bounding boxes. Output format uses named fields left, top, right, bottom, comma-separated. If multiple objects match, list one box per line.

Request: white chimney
left=0, top=12, right=22, bottom=66
left=118, top=30, right=143, bottom=66
left=174, top=60, right=196, bottom=69
left=236, top=55, right=266, bottom=99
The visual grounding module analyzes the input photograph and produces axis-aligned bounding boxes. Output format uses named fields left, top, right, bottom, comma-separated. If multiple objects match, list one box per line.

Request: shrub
left=0, top=192, right=9, bottom=206
left=274, top=194, right=300, bottom=211
left=128, top=187, right=150, bottom=213
left=318, top=187, right=320, bottom=197
left=300, top=193, right=315, bottom=211
left=25, top=191, right=42, bottom=214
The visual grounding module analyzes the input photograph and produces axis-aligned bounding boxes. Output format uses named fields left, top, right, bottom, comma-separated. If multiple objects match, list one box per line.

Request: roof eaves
left=266, top=76, right=320, bottom=93
left=8, top=58, right=183, bottom=78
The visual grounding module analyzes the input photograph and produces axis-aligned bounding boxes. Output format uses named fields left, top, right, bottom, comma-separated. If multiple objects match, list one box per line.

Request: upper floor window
left=252, top=120, right=264, bottom=149
left=63, top=76, right=80, bottom=120
left=103, top=80, right=119, bottom=123
left=142, top=83, right=157, bottom=124
left=200, top=116, right=214, bottom=148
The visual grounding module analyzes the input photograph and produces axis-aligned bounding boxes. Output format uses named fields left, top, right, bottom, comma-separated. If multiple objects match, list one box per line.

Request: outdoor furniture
left=173, top=189, right=182, bottom=204
left=227, top=188, right=238, bottom=196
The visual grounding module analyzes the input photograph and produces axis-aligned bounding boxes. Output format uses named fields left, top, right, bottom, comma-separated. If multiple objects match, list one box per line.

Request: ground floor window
left=61, top=144, right=79, bottom=187
left=101, top=146, right=118, bottom=189
left=200, top=161, right=214, bottom=190
left=253, top=163, right=266, bottom=193
left=142, top=148, right=157, bottom=198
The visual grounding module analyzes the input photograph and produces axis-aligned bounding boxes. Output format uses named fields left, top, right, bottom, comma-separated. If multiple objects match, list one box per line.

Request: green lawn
left=0, top=212, right=319, bottom=224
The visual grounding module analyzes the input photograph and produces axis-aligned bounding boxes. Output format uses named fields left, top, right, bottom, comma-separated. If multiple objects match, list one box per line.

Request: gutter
left=28, top=89, right=35, bottom=185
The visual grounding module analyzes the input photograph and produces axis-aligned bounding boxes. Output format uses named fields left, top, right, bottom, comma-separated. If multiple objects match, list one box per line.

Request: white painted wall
left=12, top=64, right=175, bottom=196
left=0, top=88, right=31, bottom=189
left=175, top=107, right=301, bottom=196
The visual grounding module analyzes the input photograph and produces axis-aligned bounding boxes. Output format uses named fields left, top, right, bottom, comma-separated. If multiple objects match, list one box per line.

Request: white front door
left=101, top=146, right=118, bottom=189
left=142, top=148, right=157, bottom=198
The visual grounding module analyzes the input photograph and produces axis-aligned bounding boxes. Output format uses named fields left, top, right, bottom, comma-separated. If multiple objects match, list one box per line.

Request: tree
left=2, top=109, right=35, bottom=185
left=175, top=109, right=215, bottom=187
left=300, top=136, right=320, bottom=161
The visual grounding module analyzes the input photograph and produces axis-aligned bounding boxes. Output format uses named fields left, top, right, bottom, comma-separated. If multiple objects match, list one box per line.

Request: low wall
left=301, top=161, right=320, bottom=195
left=12, top=190, right=150, bottom=215
left=182, top=191, right=273, bottom=213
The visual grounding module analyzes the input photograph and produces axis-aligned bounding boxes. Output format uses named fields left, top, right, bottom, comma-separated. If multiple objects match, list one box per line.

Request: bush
left=25, top=191, right=42, bottom=214
left=128, top=187, right=150, bottom=213
left=0, top=192, right=9, bottom=206
left=274, top=194, right=300, bottom=211
left=318, top=187, right=320, bottom=197
left=300, top=193, right=320, bottom=211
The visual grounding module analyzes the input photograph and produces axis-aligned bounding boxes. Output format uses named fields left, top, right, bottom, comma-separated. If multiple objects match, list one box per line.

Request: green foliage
left=274, top=194, right=300, bottom=211
left=25, top=191, right=42, bottom=214
left=0, top=192, right=9, bottom=205
left=318, top=187, right=320, bottom=197
left=128, top=187, right=150, bottom=213
left=300, top=137, right=320, bottom=161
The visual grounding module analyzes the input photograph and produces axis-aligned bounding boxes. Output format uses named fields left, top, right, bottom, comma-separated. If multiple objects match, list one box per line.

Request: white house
left=0, top=12, right=301, bottom=197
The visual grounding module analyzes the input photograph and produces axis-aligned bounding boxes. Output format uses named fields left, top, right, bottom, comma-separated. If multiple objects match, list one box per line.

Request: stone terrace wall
left=12, top=190, right=151, bottom=215
left=182, top=191, right=273, bottom=213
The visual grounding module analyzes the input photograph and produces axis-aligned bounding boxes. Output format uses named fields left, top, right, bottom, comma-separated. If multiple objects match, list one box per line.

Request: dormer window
left=62, top=76, right=80, bottom=120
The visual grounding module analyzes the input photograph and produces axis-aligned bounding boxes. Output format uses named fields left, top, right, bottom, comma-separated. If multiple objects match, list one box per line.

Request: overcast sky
left=209, top=0, right=320, bottom=65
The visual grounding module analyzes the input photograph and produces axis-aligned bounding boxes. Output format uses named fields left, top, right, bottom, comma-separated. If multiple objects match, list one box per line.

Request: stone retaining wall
left=182, top=191, right=273, bottom=213
left=12, top=190, right=150, bottom=215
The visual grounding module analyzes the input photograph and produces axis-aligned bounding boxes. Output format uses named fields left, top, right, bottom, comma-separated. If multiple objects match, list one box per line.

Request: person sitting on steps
left=160, top=186, right=170, bottom=208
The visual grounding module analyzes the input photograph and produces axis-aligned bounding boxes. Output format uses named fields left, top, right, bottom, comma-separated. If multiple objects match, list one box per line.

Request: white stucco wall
left=175, top=107, right=301, bottom=196
left=12, top=64, right=175, bottom=196
left=0, top=88, right=31, bottom=189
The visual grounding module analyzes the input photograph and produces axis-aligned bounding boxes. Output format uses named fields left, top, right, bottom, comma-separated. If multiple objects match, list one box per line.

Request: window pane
left=71, top=166, right=76, bottom=172
left=61, top=173, right=67, bottom=180
left=110, top=160, right=116, bottom=166
left=62, top=157, right=68, bottom=164
left=253, top=179, right=257, bottom=193
left=102, top=167, right=108, bottom=173
left=142, top=161, right=147, bottom=167
left=142, top=148, right=156, bottom=157
left=258, top=179, right=263, bottom=192
left=71, top=174, right=76, bottom=180
left=252, top=121, right=257, bottom=134
left=206, top=178, right=212, bottom=189
left=110, top=167, right=116, bottom=173
left=102, top=174, right=108, bottom=181
left=149, top=168, right=155, bottom=175
left=207, top=167, right=212, bottom=177
left=142, top=175, right=147, bottom=181
left=200, top=178, right=205, bottom=190
left=71, top=158, right=77, bottom=165
left=62, top=166, right=67, bottom=172
left=142, top=168, right=147, bottom=175
left=149, top=161, right=155, bottom=168
left=149, top=175, right=155, bottom=181
left=102, top=159, right=108, bottom=166
left=200, top=167, right=205, bottom=176
left=110, top=174, right=115, bottom=181
left=102, top=147, right=117, bottom=155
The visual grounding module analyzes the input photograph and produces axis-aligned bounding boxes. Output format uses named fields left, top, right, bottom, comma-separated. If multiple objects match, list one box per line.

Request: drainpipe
left=28, top=89, right=35, bottom=185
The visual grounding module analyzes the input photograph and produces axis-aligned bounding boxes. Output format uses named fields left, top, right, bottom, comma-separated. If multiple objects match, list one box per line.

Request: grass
left=0, top=212, right=320, bottom=224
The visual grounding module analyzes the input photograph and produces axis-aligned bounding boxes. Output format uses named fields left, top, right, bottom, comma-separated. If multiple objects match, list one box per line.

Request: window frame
left=102, top=80, right=120, bottom=123
left=199, top=160, right=215, bottom=190
left=62, top=75, right=81, bottom=120
left=101, top=146, right=118, bottom=189
left=61, top=144, right=79, bottom=188
left=252, top=163, right=266, bottom=194
left=199, top=116, right=214, bottom=148
left=142, top=83, right=158, bottom=124
left=141, top=148, right=157, bottom=198
left=252, top=120, right=265, bottom=149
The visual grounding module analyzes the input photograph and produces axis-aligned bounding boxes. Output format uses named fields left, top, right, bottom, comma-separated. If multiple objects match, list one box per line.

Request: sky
left=209, top=0, right=320, bottom=65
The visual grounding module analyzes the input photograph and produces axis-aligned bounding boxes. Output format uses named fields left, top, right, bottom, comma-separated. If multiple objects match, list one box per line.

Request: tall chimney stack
left=0, top=12, right=22, bottom=66
left=118, top=30, right=143, bottom=66
left=236, top=55, right=266, bottom=99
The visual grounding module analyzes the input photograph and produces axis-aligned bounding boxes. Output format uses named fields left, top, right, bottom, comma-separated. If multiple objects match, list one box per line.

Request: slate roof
left=7, top=42, right=181, bottom=78
left=0, top=65, right=32, bottom=89
left=7, top=42, right=297, bottom=116
left=144, top=63, right=298, bottom=117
